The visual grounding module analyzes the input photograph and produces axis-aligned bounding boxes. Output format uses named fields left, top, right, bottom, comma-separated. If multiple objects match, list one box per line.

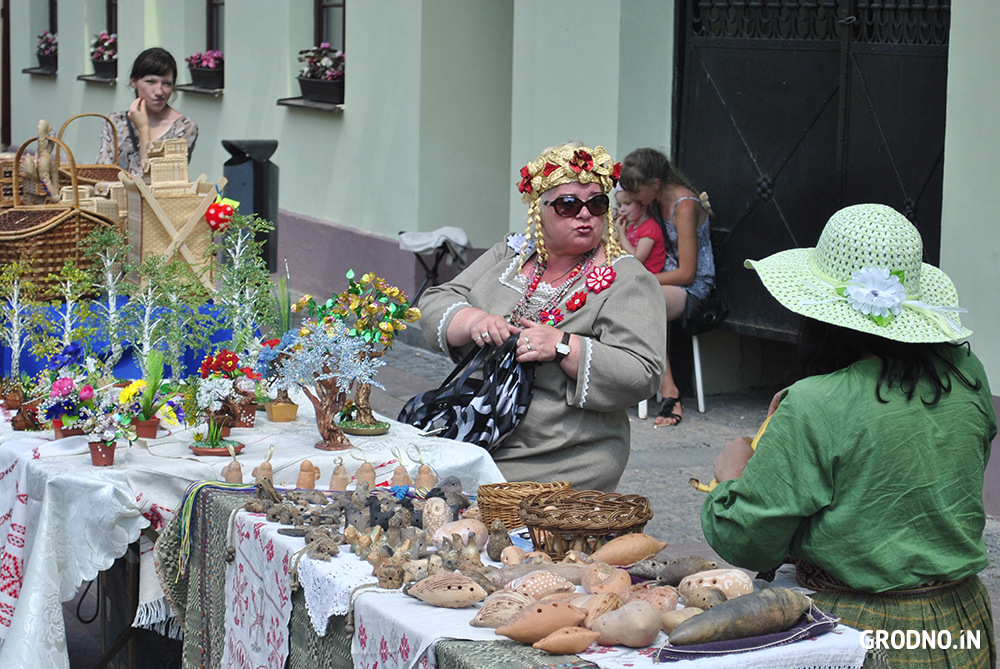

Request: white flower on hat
left=843, top=267, right=905, bottom=325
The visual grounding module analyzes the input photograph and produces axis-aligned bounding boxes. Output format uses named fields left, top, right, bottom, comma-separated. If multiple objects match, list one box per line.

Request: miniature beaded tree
left=293, top=270, right=419, bottom=429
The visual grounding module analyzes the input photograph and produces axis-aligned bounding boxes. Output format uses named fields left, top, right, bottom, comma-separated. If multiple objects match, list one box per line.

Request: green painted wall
left=942, top=3, right=1000, bottom=390
left=8, top=0, right=995, bottom=390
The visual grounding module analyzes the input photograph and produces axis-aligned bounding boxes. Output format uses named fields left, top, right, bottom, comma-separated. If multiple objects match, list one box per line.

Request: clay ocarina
left=624, top=582, right=679, bottom=612
left=486, top=519, right=513, bottom=561
left=421, top=497, right=450, bottom=538
left=678, top=568, right=753, bottom=600
left=432, top=518, right=489, bottom=552
left=533, top=626, right=601, bottom=655
left=591, top=600, right=662, bottom=647
left=501, top=546, right=526, bottom=566
left=495, top=601, right=586, bottom=644
left=391, top=464, right=413, bottom=487
left=661, top=607, right=703, bottom=634
left=354, top=462, right=377, bottom=490
left=469, top=588, right=534, bottom=628
left=508, top=570, right=576, bottom=600
left=296, top=460, right=321, bottom=489
left=329, top=461, right=349, bottom=491
left=590, top=533, right=668, bottom=566
left=405, top=572, right=486, bottom=608
left=683, top=587, right=727, bottom=610
left=581, top=562, right=631, bottom=596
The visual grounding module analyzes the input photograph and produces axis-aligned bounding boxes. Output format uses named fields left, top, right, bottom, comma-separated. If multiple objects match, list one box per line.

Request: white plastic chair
left=638, top=334, right=705, bottom=419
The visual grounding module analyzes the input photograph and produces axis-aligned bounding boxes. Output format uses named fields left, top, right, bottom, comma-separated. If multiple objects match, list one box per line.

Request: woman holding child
left=418, top=142, right=666, bottom=492
left=619, top=148, right=716, bottom=426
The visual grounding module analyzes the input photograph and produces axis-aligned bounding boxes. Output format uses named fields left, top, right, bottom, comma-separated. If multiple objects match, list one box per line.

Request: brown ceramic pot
left=132, top=417, right=160, bottom=439
left=53, top=418, right=85, bottom=440
left=89, top=441, right=116, bottom=466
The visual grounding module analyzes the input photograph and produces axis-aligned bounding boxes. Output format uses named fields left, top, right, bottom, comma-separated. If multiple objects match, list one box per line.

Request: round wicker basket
left=476, top=481, right=571, bottom=531
left=518, top=488, right=653, bottom=560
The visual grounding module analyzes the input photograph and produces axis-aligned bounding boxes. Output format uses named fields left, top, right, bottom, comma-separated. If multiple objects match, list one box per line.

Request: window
left=49, top=0, right=58, bottom=35
left=314, top=0, right=345, bottom=50
left=207, top=0, right=224, bottom=51
left=106, top=0, right=117, bottom=35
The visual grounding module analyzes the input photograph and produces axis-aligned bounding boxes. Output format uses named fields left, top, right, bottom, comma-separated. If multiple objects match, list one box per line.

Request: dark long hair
left=130, top=47, right=177, bottom=82
left=797, top=318, right=981, bottom=406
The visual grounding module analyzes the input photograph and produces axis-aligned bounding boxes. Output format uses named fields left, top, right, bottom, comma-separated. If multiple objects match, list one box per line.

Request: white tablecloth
left=0, top=392, right=505, bottom=669
left=227, top=513, right=867, bottom=669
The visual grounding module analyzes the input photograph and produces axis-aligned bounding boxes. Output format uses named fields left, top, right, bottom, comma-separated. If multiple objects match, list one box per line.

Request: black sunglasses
left=542, top=193, right=610, bottom=218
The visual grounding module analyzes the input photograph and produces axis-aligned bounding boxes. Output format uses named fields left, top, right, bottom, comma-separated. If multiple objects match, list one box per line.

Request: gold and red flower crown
left=516, top=144, right=621, bottom=203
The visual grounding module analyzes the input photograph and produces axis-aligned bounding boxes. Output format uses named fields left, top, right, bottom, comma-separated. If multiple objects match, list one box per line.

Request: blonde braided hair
left=516, top=142, right=624, bottom=269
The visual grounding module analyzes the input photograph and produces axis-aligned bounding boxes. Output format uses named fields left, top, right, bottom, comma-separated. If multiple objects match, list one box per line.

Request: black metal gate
left=675, top=1, right=950, bottom=340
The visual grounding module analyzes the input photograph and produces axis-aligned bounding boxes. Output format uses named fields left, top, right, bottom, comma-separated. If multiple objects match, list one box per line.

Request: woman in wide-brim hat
left=702, top=203, right=995, bottom=668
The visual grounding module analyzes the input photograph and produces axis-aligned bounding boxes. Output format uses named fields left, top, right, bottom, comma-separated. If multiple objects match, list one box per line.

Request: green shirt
left=702, top=346, right=996, bottom=592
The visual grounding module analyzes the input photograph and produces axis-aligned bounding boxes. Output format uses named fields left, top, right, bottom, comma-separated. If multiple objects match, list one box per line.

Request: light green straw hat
left=745, top=203, right=971, bottom=343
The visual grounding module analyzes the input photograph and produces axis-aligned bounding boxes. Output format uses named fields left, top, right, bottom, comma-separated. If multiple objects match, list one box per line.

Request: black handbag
left=681, top=286, right=728, bottom=336
left=397, top=334, right=534, bottom=452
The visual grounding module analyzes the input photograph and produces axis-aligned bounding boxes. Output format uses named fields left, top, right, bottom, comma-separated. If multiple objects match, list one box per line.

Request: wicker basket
left=122, top=174, right=222, bottom=291
left=477, top=481, right=571, bottom=531
left=150, top=156, right=189, bottom=184
left=518, top=488, right=653, bottom=560
left=1, top=153, right=54, bottom=208
left=149, top=138, right=189, bottom=159
left=0, top=136, right=116, bottom=298
left=55, top=114, right=128, bottom=186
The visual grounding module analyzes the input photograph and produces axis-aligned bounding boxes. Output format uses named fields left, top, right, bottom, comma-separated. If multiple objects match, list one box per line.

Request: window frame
left=106, top=0, right=117, bottom=36
left=207, top=0, right=224, bottom=51
left=314, top=0, right=345, bottom=50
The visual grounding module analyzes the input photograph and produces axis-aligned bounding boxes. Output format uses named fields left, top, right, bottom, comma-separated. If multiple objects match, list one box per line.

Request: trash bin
left=222, top=140, right=279, bottom=272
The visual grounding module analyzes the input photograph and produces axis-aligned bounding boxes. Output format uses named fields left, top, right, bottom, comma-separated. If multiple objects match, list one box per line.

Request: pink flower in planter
left=51, top=377, right=76, bottom=398
left=79, top=385, right=94, bottom=401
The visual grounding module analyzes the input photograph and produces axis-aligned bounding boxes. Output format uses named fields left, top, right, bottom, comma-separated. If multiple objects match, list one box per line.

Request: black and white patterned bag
left=397, top=334, right=534, bottom=452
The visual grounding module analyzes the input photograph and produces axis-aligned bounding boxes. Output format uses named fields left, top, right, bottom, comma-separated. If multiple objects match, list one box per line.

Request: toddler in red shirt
left=613, top=187, right=667, bottom=274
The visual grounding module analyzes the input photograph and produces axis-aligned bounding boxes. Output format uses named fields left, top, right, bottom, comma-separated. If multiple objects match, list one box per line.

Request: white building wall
left=941, top=3, right=1000, bottom=391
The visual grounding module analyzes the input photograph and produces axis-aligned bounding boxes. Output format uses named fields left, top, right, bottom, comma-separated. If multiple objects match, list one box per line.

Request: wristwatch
left=554, top=331, right=571, bottom=363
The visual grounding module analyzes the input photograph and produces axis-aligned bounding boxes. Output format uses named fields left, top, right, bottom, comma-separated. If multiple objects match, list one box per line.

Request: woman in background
left=96, top=47, right=198, bottom=174
left=620, top=148, right=715, bottom=426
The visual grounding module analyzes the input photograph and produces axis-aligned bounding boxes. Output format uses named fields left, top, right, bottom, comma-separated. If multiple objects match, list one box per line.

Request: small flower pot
left=264, top=401, right=298, bottom=423
left=297, top=76, right=344, bottom=104
left=89, top=441, right=116, bottom=466
left=233, top=401, right=256, bottom=429
left=53, top=418, right=85, bottom=440
left=132, top=417, right=160, bottom=440
left=91, top=58, right=117, bottom=79
left=37, top=53, right=57, bottom=71
left=189, top=66, right=224, bottom=89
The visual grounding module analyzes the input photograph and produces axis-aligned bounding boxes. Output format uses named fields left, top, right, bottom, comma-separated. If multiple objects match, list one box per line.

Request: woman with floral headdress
left=702, top=204, right=995, bottom=668
left=418, top=142, right=666, bottom=492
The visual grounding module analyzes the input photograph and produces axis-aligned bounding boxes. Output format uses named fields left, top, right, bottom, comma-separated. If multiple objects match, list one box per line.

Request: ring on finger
left=526, top=343, right=532, bottom=351
left=481, top=332, right=489, bottom=339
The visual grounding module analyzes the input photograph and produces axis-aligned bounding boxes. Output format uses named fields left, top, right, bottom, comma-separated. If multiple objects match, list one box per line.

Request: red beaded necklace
left=507, top=248, right=597, bottom=325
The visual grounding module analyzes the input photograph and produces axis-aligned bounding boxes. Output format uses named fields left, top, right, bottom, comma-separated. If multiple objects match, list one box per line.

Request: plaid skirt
left=806, top=573, right=995, bottom=669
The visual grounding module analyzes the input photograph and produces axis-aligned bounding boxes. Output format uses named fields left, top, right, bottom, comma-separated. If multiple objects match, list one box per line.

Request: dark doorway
left=674, top=1, right=950, bottom=341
